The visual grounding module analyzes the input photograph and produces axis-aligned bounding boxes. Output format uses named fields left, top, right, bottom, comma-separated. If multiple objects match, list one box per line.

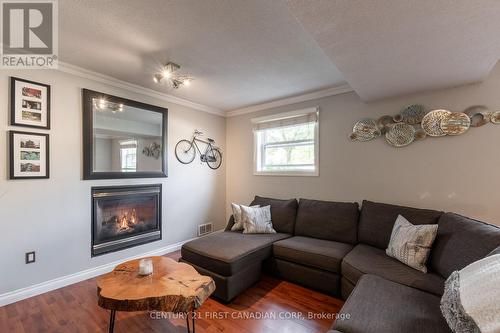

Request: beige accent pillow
left=241, top=205, right=276, bottom=234
left=230, top=203, right=259, bottom=231
left=386, top=215, right=438, bottom=273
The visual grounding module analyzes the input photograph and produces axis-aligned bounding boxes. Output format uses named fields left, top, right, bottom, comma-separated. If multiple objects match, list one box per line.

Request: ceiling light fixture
left=153, top=62, right=193, bottom=89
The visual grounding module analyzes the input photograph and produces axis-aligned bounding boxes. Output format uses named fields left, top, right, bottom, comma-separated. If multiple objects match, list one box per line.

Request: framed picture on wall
left=10, top=77, right=51, bottom=129
left=9, top=131, right=50, bottom=179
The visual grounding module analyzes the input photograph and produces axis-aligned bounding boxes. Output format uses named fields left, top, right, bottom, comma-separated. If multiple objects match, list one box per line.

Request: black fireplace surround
left=91, top=184, right=162, bottom=256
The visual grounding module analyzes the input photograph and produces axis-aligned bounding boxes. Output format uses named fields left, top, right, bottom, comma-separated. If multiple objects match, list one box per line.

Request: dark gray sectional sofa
left=180, top=196, right=500, bottom=333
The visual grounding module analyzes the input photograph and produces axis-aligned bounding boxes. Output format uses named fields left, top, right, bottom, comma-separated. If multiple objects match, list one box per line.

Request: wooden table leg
left=109, top=310, right=116, bottom=333
left=185, top=311, right=195, bottom=333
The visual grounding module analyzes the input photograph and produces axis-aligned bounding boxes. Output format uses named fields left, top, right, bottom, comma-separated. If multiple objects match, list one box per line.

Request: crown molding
left=226, top=84, right=354, bottom=117
left=57, top=62, right=225, bottom=116
left=56, top=62, right=353, bottom=118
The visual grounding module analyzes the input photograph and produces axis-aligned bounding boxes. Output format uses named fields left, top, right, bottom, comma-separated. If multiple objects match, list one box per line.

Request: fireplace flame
left=117, top=209, right=139, bottom=231
left=130, top=209, right=137, bottom=224
left=120, top=215, right=128, bottom=230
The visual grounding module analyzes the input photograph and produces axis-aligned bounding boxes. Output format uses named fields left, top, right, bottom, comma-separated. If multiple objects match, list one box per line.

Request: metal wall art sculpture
left=143, top=142, right=161, bottom=159
left=349, top=104, right=497, bottom=148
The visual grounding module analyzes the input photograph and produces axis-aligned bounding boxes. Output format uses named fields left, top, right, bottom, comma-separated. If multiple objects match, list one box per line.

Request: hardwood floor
left=0, top=251, right=343, bottom=333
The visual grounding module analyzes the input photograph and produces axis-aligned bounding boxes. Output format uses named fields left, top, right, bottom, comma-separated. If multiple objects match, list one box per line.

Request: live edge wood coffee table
left=97, top=256, right=215, bottom=333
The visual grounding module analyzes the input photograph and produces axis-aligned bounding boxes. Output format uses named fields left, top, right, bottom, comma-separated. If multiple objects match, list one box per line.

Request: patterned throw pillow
left=241, top=205, right=276, bottom=234
left=230, top=203, right=259, bottom=231
left=386, top=215, right=438, bottom=273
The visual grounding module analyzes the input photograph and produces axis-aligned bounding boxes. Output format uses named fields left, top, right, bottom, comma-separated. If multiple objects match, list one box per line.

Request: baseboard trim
left=0, top=236, right=202, bottom=307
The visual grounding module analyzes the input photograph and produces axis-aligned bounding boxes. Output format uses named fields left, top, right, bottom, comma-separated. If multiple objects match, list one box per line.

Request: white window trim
left=253, top=107, right=319, bottom=177
left=251, top=107, right=318, bottom=124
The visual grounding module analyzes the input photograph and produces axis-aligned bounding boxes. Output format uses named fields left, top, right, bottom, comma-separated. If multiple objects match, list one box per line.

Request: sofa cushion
left=181, top=231, right=291, bottom=276
left=250, top=196, right=298, bottom=234
left=294, top=199, right=359, bottom=244
left=429, top=213, right=500, bottom=278
left=333, top=274, right=451, bottom=333
left=342, top=244, right=444, bottom=296
left=269, top=258, right=341, bottom=296
left=358, top=200, right=443, bottom=249
left=273, top=236, right=353, bottom=273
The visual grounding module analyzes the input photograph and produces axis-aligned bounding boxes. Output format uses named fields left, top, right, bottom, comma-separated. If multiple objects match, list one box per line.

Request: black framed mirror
left=82, top=89, right=168, bottom=179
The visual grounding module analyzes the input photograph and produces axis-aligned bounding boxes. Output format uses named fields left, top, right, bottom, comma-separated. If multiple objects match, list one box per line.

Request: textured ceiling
left=286, top=0, right=500, bottom=101
left=59, top=0, right=345, bottom=111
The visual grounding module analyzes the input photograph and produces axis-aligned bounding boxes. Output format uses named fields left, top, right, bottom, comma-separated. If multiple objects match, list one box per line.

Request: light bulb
left=163, top=69, right=172, bottom=78
left=184, top=79, right=191, bottom=87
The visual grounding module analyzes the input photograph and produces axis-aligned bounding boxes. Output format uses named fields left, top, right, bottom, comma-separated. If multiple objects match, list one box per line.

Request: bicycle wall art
left=175, top=130, right=222, bottom=170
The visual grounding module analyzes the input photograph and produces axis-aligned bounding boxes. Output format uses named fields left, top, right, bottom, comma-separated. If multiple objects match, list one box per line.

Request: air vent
left=198, top=223, right=213, bottom=236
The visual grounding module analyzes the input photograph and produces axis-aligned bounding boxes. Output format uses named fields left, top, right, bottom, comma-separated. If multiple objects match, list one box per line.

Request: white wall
left=0, top=69, right=226, bottom=295
left=226, top=64, right=500, bottom=227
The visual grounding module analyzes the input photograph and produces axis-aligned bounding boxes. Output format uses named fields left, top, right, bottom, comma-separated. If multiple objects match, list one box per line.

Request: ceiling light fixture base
left=153, top=62, right=193, bottom=89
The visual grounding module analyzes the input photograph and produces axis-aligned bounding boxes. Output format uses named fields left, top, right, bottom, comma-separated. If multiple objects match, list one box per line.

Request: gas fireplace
left=91, top=184, right=161, bottom=256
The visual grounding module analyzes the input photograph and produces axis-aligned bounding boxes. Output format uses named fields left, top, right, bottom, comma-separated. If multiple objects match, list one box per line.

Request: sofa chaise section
left=331, top=274, right=452, bottom=333
left=182, top=231, right=291, bottom=276
left=181, top=231, right=291, bottom=301
left=181, top=196, right=298, bottom=301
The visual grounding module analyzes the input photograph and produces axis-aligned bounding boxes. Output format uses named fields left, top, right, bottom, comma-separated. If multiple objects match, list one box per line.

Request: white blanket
left=459, top=254, right=500, bottom=333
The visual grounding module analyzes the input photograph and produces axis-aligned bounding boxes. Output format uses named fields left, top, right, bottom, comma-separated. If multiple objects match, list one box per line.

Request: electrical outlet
left=25, top=251, right=36, bottom=264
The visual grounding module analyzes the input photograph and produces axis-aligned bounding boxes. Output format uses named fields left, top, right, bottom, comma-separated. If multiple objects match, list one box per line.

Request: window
left=120, top=139, right=137, bottom=172
left=253, top=107, right=319, bottom=176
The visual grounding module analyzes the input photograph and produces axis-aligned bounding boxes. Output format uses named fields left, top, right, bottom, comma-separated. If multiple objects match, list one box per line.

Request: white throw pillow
left=240, top=205, right=276, bottom=234
left=386, top=215, right=438, bottom=273
left=230, top=203, right=259, bottom=231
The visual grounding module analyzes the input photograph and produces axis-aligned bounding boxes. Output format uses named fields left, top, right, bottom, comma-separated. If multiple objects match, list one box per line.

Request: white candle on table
left=138, top=258, right=153, bottom=275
